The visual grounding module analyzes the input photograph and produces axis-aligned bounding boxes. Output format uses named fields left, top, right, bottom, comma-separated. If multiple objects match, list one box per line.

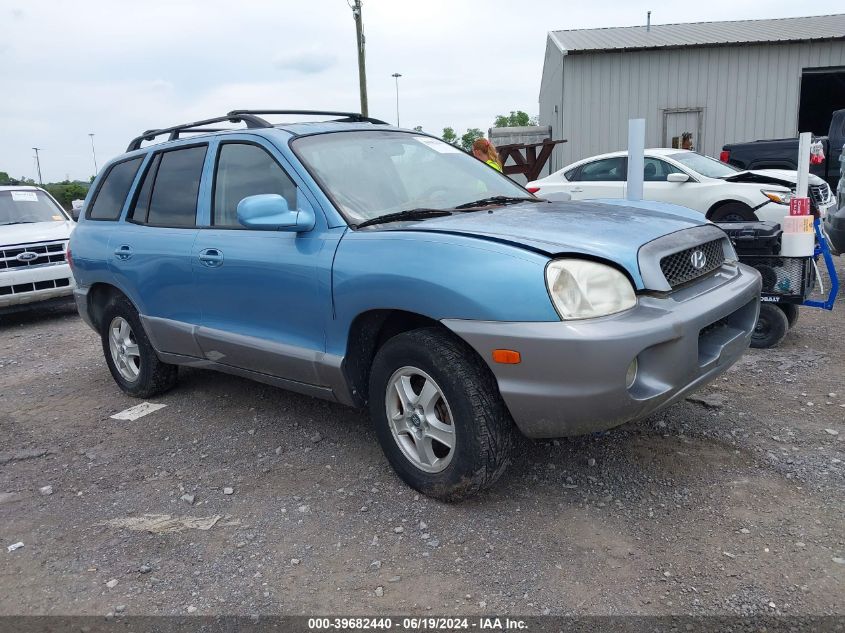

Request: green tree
left=460, top=128, right=484, bottom=152
left=43, top=182, right=90, bottom=210
left=441, top=127, right=458, bottom=145
left=0, top=171, right=12, bottom=185
left=493, top=110, right=538, bottom=128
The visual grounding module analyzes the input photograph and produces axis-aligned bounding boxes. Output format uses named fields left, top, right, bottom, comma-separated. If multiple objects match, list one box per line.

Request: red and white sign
left=789, top=197, right=811, bottom=216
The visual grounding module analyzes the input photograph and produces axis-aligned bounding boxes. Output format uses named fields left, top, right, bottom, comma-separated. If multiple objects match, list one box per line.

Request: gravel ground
left=1, top=261, right=843, bottom=617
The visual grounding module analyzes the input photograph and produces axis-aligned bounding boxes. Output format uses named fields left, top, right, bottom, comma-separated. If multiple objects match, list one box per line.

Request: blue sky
left=1, top=0, right=843, bottom=181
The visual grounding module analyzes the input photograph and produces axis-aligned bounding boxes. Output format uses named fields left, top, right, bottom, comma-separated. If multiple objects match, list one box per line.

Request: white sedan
left=526, top=149, right=835, bottom=223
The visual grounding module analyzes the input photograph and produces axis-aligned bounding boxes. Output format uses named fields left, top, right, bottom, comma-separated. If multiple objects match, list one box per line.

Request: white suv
left=1, top=186, right=76, bottom=314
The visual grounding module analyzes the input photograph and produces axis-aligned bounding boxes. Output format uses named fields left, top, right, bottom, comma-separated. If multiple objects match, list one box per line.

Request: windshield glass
left=293, top=131, right=530, bottom=223
left=668, top=152, right=740, bottom=179
left=0, top=190, right=68, bottom=225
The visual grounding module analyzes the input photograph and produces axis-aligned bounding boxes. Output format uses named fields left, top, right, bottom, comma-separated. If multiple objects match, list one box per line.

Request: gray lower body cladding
left=443, top=263, right=762, bottom=438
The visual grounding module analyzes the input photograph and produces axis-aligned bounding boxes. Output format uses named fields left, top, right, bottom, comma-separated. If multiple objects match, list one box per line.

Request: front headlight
left=761, top=189, right=793, bottom=205
left=545, top=259, right=637, bottom=320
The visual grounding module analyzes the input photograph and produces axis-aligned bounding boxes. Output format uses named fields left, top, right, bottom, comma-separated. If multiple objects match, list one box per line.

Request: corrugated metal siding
left=541, top=40, right=845, bottom=171
left=551, top=14, right=845, bottom=53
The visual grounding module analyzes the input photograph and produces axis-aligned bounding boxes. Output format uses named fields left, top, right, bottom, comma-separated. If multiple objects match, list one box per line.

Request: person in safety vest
left=472, top=138, right=503, bottom=172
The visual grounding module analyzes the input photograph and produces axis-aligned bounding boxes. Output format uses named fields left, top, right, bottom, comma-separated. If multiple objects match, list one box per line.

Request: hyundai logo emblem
left=16, top=251, right=39, bottom=262
left=689, top=250, right=706, bottom=270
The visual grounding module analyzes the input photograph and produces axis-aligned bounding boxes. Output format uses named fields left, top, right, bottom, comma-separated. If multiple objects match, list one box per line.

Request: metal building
left=539, top=14, right=845, bottom=173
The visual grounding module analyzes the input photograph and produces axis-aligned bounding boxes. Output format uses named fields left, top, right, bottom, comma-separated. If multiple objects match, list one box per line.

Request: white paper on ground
left=7, top=542, right=24, bottom=552
left=110, top=402, right=167, bottom=421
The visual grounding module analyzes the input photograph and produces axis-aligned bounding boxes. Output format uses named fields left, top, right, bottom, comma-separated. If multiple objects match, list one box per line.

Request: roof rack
left=227, top=109, right=388, bottom=125
left=126, top=113, right=272, bottom=151
left=127, top=110, right=388, bottom=152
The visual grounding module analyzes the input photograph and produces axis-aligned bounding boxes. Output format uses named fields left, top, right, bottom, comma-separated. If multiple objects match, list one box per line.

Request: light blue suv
left=69, top=110, right=761, bottom=500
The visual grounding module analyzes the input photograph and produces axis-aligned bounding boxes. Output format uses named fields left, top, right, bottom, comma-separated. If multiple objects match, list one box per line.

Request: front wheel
left=710, top=202, right=756, bottom=223
left=750, top=303, right=789, bottom=349
left=100, top=295, right=178, bottom=397
left=368, top=328, right=514, bottom=501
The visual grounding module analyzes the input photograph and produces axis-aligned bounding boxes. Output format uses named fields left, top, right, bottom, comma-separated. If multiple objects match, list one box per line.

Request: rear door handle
left=569, top=187, right=583, bottom=193
left=113, top=245, right=133, bottom=260
left=198, top=248, right=224, bottom=267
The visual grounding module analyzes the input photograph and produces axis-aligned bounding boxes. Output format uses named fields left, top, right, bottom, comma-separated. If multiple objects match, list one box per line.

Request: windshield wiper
left=452, top=195, right=541, bottom=210
left=354, top=208, right=453, bottom=229
left=0, top=221, right=37, bottom=226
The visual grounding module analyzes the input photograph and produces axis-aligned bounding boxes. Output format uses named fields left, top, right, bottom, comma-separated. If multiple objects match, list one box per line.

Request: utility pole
left=351, top=0, right=368, bottom=117
left=391, top=73, right=402, bottom=126
left=89, top=133, right=99, bottom=175
left=32, top=147, right=43, bottom=185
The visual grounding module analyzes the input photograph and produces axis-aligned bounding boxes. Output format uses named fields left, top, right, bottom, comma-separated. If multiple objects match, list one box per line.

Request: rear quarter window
left=87, top=157, right=143, bottom=221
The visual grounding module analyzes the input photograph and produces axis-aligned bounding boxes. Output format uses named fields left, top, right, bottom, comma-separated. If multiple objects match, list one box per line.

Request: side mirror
left=236, top=194, right=316, bottom=232
left=667, top=173, right=691, bottom=183
left=70, top=208, right=81, bottom=221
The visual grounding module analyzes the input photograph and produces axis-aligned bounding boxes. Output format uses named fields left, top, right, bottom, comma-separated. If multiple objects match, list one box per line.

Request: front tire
left=710, top=202, right=756, bottom=223
left=750, top=303, right=789, bottom=349
left=368, top=328, right=514, bottom=501
left=100, top=295, right=178, bottom=398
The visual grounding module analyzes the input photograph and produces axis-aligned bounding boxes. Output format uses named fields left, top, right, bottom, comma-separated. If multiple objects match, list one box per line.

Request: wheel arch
left=343, top=309, right=488, bottom=407
left=86, top=282, right=132, bottom=331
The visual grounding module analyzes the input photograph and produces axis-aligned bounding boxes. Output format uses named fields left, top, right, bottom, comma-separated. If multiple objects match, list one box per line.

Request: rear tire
left=709, top=202, right=756, bottom=223
left=751, top=303, right=789, bottom=349
left=100, top=295, right=178, bottom=398
left=368, top=327, right=514, bottom=501
left=777, top=303, right=800, bottom=329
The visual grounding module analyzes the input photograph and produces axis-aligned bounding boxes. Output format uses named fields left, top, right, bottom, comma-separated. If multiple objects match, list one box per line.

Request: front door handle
left=198, top=248, right=224, bottom=268
left=569, top=187, right=583, bottom=193
left=113, top=245, right=133, bottom=260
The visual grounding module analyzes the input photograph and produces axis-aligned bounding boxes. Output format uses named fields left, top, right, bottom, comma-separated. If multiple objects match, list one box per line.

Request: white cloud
left=274, top=49, right=337, bottom=74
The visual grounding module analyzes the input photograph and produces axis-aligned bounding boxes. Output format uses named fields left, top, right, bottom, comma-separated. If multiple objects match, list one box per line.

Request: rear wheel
left=710, top=202, right=756, bottom=223
left=368, top=328, right=514, bottom=501
left=100, top=295, right=178, bottom=397
left=751, top=303, right=789, bottom=349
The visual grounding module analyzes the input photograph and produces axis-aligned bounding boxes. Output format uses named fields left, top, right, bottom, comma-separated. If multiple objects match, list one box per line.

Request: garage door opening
left=798, top=67, right=845, bottom=136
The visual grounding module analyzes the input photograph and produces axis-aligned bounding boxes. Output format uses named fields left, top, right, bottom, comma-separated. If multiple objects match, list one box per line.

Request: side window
left=144, top=146, right=207, bottom=227
left=213, top=143, right=297, bottom=227
left=578, top=158, right=626, bottom=182
left=644, top=158, right=682, bottom=182
left=87, top=157, right=143, bottom=220
left=563, top=167, right=578, bottom=181
left=129, top=154, right=161, bottom=223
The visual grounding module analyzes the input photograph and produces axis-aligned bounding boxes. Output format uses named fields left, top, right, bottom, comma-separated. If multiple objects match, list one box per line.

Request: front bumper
left=0, top=263, right=75, bottom=312
left=443, top=262, right=761, bottom=438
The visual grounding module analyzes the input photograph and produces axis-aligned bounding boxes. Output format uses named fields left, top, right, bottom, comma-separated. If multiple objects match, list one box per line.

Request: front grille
left=0, top=241, right=67, bottom=270
left=810, top=184, right=832, bottom=207
left=659, top=239, right=725, bottom=288
left=0, top=277, right=71, bottom=296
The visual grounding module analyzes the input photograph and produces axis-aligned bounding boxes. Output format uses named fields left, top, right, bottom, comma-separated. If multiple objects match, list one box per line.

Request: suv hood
left=400, top=200, right=707, bottom=288
left=0, top=220, right=74, bottom=247
left=723, top=169, right=826, bottom=188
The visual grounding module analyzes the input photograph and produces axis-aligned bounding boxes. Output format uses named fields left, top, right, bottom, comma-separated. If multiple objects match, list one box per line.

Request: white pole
left=626, top=118, right=645, bottom=201
left=796, top=132, right=811, bottom=199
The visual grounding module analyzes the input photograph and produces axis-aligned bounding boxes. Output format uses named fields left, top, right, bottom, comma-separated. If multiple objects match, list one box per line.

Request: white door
left=639, top=157, right=706, bottom=213
left=565, top=157, right=626, bottom=200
